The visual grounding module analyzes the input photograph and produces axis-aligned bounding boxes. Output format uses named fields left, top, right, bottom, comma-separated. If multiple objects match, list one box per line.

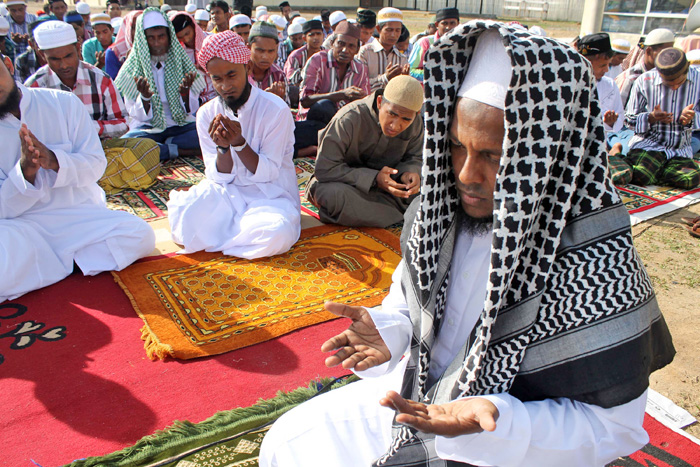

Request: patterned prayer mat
left=617, top=184, right=700, bottom=226
left=113, top=225, right=401, bottom=360
left=295, top=156, right=320, bottom=218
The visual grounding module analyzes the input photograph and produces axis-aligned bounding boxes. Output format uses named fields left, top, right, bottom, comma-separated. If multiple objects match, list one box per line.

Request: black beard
left=0, top=82, right=21, bottom=120
left=221, top=82, right=252, bottom=114
left=457, top=209, right=493, bottom=237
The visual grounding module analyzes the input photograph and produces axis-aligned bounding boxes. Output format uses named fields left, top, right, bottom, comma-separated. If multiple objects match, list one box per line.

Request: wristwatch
left=216, top=145, right=229, bottom=155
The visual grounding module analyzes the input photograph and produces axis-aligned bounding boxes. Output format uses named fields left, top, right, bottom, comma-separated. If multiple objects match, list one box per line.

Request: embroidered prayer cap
left=249, top=20, right=280, bottom=41
left=198, top=29, right=251, bottom=70
left=383, top=75, right=423, bottom=112
left=656, top=47, right=689, bottom=80
left=33, top=20, right=77, bottom=49
left=356, top=8, right=376, bottom=28
left=229, top=13, right=251, bottom=28
left=288, top=22, right=303, bottom=35
left=194, top=9, right=209, bottom=21
left=329, top=10, right=346, bottom=27
left=377, top=7, right=402, bottom=25
left=76, top=2, right=90, bottom=15
left=269, top=14, right=287, bottom=31
left=611, top=38, right=631, bottom=54
left=435, top=7, right=459, bottom=22
left=65, top=12, right=84, bottom=24
left=645, top=28, right=674, bottom=47
left=302, top=19, right=322, bottom=34
left=90, top=13, right=112, bottom=26
left=185, top=3, right=197, bottom=14
left=0, top=17, right=8, bottom=36
left=255, top=5, right=267, bottom=19
left=687, top=48, right=700, bottom=65
left=334, top=21, right=360, bottom=41
left=456, top=29, right=510, bottom=110
left=577, top=32, right=611, bottom=56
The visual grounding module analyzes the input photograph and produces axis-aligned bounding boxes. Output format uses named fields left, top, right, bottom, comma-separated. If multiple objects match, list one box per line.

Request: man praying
left=116, top=9, right=205, bottom=161
left=247, top=20, right=288, bottom=103
left=284, top=19, right=323, bottom=87
left=167, top=31, right=300, bottom=259
left=307, top=75, right=423, bottom=228
left=409, top=7, right=459, bottom=82
left=260, top=24, right=675, bottom=466
left=5, top=0, right=37, bottom=59
left=0, top=51, right=155, bottom=302
left=358, top=7, right=408, bottom=93
left=229, top=13, right=251, bottom=43
left=171, top=11, right=217, bottom=103
left=82, top=13, right=113, bottom=71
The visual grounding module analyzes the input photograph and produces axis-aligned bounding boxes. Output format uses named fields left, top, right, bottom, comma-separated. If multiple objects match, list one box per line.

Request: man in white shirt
left=167, top=31, right=300, bottom=260
left=260, top=25, right=675, bottom=467
left=0, top=53, right=155, bottom=302
left=115, top=8, right=206, bottom=162
left=605, top=38, right=630, bottom=80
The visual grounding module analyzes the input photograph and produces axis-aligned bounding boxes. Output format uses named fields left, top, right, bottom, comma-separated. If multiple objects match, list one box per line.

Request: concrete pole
left=580, top=0, right=606, bottom=36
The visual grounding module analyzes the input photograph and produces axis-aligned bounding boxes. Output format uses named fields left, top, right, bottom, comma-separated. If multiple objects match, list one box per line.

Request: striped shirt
left=25, top=61, right=129, bottom=139
left=248, top=63, right=290, bottom=106
left=284, top=44, right=312, bottom=86
left=7, top=13, right=36, bottom=57
left=299, top=49, right=370, bottom=119
left=357, top=40, right=408, bottom=92
left=625, top=67, right=700, bottom=159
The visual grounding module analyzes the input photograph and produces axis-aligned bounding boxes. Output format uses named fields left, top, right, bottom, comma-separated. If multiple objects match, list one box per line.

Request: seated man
left=356, top=9, right=376, bottom=46
left=320, top=10, right=346, bottom=50
left=358, top=7, right=408, bottom=93
left=299, top=21, right=369, bottom=120
left=623, top=47, right=700, bottom=189
left=229, top=13, right=251, bottom=42
left=247, top=21, right=288, bottom=104
left=306, top=75, right=423, bottom=227
left=13, top=16, right=49, bottom=83
left=167, top=31, right=300, bottom=259
left=0, top=52, right=155, bottom=302
left=409, top=7, right=459, bottom=82
left=76, top=2, right=93, bottom=41
left=26, top=20, right=160, bottom=195
left=171, top=11, right=217, bottom=103
left=605, top=38, right=630, bottom=80
left=260, top=26, right=675, bottom=467
left=5, top=0, right=37, bottom=60
left=81, top=13, right=113, bottom=71
left=116, top=9, right=205, bottom=161
left=284, top=19, right=323, bottom=87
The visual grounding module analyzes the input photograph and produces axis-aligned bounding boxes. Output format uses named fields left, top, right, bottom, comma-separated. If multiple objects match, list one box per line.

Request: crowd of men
left=0, top=2, right=694, bottom=464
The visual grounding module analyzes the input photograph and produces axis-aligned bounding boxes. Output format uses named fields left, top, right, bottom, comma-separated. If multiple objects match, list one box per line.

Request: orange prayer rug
left=112, top=225, right=401, bottom=361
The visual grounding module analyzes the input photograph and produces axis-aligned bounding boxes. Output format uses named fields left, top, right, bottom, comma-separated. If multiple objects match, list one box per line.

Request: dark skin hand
left=95, top=51, right=106, bottom=69
left=648, top=104, right=673, bottom=125
left=134, top=76, right=153, bottom=113
left=376, top=166, right=419, bottom=198
left=380, top=391, right=500, bottom=437
left=208, top=113, right=259, bottom=174
left=19, top=124, right=59, bottom=185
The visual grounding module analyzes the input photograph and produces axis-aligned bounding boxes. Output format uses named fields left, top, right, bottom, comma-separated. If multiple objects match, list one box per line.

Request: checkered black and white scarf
left=373, top=21, right=675, bottom=466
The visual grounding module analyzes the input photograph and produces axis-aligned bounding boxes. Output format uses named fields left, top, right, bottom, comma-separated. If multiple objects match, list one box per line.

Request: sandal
left=686, top=222, right=700, bottom=239
left=681, top=216, right=700, bottom=226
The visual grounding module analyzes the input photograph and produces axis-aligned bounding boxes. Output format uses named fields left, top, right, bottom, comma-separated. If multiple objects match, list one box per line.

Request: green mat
left=66, top=376, right=357, bottom=467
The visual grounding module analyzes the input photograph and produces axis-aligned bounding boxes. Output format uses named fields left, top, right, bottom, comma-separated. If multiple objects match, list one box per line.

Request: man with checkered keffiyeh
left=259, top=23, right=675, bottom=467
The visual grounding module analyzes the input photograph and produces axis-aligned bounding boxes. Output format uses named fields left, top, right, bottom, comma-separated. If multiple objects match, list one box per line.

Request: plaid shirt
left=25, top=61, right=129, bottom=139
left=357, top=40, right=408, bottom=92
left=13, top=47, right=37, bottom=83
left=626, top=67, right=700, bottom=159
left=7, top=13, right=36, bottom=57
left=299, top=49, right=370, bottom=119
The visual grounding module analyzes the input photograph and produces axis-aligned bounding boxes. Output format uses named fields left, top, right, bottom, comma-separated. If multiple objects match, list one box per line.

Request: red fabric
left=110, top=10, right=143, bottom=61
left=198, top=30, right=251, bottom=70
left=0, top=273, right=349, bottom=466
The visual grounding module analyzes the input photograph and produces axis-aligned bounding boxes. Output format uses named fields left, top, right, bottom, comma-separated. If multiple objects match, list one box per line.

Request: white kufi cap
left=288, top=22, right=303, bottom=35
left=76, top=2, right=91, bottom=15
left=33, top=20, right=78, bottom=50
left=457, top=30, right=511, bottom=111
left=329, top=10, right=346, bottom=26
left=143, top=10, right=168, bottom=29
left=194, top=9, right=209, bottom=21
left=185, top=3, right=197, bottom=14
left=229, top=13, right=251, bottom=28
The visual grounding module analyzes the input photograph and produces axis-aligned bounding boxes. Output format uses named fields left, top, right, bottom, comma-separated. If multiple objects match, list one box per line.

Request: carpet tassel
left=140, top=324, right=174, bottom=361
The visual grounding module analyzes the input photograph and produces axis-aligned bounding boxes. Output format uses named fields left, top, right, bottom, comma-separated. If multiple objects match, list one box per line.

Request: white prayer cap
left=33, top=20, right=77, bottom=49
left=4, top=0, right=27, bottom=6
left=329, top=10, right=346, bottom=26
left=194, top=9, right=209, bottom=21
left=611, top=38, right=631, bottom=54
left=90, top=13, right=112, bottom=26
left=229, top=14, right=251, bottom=28
left=185, top=3, right=197, bottom=14
left=76, top=2, right=91, bottom=15
left=529, top=25, right=546, bottom=37
left=255, top=5, right=267, bottom=19
left=288, top=22, right=303, bottom=35
left=111, top=16, right=123, bottom=34
left=377, top=7, right=403, bottom=25
left=687, top=48, right=700, bottom=65
left=144, top=10, right=168, bottom=29
left=645, top=28, right=675, bottom=46
left=0, top=17, right=8, bottom=36
left=292, top=16, right=306, bottom=25
left=457, top=30, right=511, bottom=111
left=160, top=4, right=172, bottom=13
left=0, top=4, right=6, bottom=17
left=269, top=14, right=286, bottom=31
left=347, top=18, right=356, bottom=24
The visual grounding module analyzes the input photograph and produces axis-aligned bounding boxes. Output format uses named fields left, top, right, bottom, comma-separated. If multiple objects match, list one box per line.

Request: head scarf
left=197, top=29, right=250, bottom=70
left=170, top=11, right=206, bottom=58
left=110, top=10, right=142, bottom=61
left=114, top=7, right=205, bottom=131
left=373, top=20, right=674, bottom=465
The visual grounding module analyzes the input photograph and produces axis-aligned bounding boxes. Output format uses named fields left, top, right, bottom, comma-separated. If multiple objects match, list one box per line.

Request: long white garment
left=167, top=87, right=301, bottom=259
left=597, top=76, right=625, bottom=134
left=0, top=85, right=155, bottom=301
left=605, top=64, right=623, bottom=81
left=260, top=230, right=649, bottom=467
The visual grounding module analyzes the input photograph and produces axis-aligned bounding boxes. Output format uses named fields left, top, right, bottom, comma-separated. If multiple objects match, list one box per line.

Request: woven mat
left=112, top=225, right=401, bottom=361
left=617, top=184, right=700, bottom=226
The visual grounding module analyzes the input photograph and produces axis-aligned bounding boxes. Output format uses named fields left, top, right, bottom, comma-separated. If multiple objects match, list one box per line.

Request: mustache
left=454, top=181, right=489, bottom=199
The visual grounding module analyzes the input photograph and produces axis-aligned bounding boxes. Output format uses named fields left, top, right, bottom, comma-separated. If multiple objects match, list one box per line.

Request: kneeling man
left=307, top=74, right=423, bottom=227
left=0, top=53, right=155, bottom=302
left=167, top=31, right=300, bottom=259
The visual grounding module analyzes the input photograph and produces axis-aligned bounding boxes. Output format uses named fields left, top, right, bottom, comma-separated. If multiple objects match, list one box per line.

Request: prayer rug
left=112, top=225, right=401, bottom=360
left=617, top=184, right=700, bottom=226
left=295, top=156, right=320, bottom=218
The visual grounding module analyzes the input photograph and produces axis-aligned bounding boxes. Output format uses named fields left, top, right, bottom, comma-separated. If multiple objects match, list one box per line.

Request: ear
left=377, top=94, right=382, bottom=107
left=3, top=55, right=15, bottom=75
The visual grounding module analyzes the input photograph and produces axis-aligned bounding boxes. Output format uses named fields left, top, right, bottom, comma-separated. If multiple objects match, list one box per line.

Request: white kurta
left=167, top=87, right=301, bottom=259
left=259, top=230, right=649, bottom=467
left=0, top=85, right=156, bottom=302
left=606, top=64, right=623, bottom=81
left=597, top=76, right=625, bottom=134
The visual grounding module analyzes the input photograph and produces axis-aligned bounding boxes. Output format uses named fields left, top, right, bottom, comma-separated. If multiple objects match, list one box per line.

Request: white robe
left=597, top=76, right=625, bottom=134
left=167, top=87, right=301, bottom=259
left=0, top=85, right=156, bottom=302
left=259, top=231, right=649, bottom=467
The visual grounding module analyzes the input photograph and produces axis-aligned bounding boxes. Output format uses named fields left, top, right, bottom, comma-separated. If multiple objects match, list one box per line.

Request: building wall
left=403, top=0, right=584, bottom=23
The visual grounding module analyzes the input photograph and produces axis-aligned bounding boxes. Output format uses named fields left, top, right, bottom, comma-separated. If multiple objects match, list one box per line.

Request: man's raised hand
left=265, top=81, right=286, bottom=99
left=649, top=104, right=673, bottom=124
left=379, top=391, right=499, bottom=438
left=385, top=63, right=402, bottom=81
left=180, top=72, right=197, bottom=95
left=19, top=124, right=58, bottom=184
left=603, top=110, right=618, bottom=127
left=321, top=302, right=391, bottom=371
left=679, top=103, right=695, bottom=126
left=134, top=76, right=153, bottom=99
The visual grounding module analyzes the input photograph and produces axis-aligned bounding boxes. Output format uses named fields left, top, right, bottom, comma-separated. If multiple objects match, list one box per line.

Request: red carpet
left=0, top=273, right=349, bottom=467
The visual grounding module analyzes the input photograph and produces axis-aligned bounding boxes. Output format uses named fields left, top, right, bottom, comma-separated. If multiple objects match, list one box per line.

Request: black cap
left=435, top=7, right=459, bottom=22
left=302, top=19, right=323, bottom=34
left=357, top=9, right=376, bottom=28
left=278, top=1, right=290, bottom=8
left=106, top=0, right=120, bottom=4
left=320, top=9, right=330, bottom=20
left=578, top=32, right=612, bottom=56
